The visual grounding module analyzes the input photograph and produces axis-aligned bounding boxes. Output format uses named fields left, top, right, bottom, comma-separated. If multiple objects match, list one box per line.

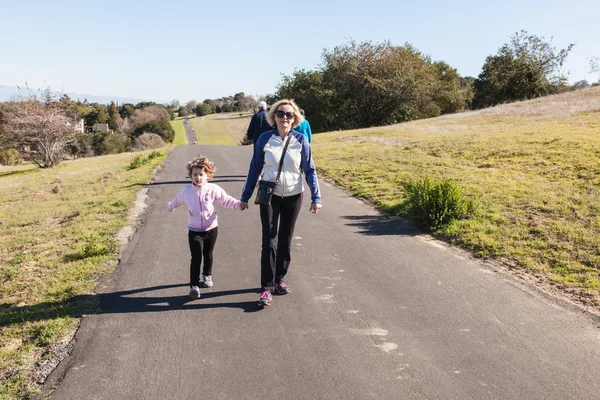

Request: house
left=75, top=119, right=84, bottom=133
left=92, top=123, right=109, bottom=133
left=66, top=119, right=85, bottom=133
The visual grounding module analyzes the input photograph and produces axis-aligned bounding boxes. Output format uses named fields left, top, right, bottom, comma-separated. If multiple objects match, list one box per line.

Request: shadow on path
left=342, top=214, right=419, bottom=236
left=0, top=284, right=264, bottom=329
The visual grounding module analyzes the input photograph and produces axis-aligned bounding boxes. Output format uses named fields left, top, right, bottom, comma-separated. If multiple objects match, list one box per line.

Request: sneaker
left=258, top=290, right=272, bottom=307
left=188, top=285, right=200, bottom=299
left=202, top=275, right=213, bottom=288
left=273, top=282, right=290, bottom=295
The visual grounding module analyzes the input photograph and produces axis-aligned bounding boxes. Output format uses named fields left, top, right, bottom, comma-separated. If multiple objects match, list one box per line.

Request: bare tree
left=3, top=101, right=79, bottom=168
left=589, top=57, right=600, bottom=83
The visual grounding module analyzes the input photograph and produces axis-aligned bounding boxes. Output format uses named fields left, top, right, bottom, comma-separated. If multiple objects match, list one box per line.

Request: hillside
left=313, top=86, right=600, bottom=307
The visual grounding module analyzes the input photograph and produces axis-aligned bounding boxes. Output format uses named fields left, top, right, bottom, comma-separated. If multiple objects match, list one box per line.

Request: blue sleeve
left=306, top=120, right=312, bottom=143
left=298, top=133, right=321, bottom=204
left=246, top=114, right=256, bottom=140
left=241, top=131, right=271, bottom=202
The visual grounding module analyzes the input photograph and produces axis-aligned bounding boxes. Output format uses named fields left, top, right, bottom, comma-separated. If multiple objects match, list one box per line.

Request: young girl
left=167, top=156, right=244, bottom=299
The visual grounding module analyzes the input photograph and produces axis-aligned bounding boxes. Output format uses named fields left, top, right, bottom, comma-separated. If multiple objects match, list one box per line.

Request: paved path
left=182, top=118, right=196, bottom=144
left=44, top=145, right=600, bottom=399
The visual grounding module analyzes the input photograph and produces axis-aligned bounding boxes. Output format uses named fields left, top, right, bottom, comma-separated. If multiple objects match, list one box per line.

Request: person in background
left=240, top=99, right=322, bottom=307
left=246, top=101, right=271, bottom=145
left=294, top=109, right=312, bottom=143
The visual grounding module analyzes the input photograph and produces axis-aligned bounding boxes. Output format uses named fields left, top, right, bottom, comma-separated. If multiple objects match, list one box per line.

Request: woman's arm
left=300, top=136, right=321, bottom=204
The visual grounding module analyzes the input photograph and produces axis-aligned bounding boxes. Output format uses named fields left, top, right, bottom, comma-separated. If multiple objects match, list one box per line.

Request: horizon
left=1, top=0, right=598, bottom=103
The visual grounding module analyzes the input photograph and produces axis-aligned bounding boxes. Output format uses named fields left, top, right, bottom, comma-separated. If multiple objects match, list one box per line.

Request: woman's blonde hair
left=186, top=156, right=216, bottom=179
left=267, top=99, right=305, bottom=129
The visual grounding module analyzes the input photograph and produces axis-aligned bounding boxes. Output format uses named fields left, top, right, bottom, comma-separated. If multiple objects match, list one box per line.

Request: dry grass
left=0, top=150, right=167, bottom=398
left=189, top=114, right=238, bottom=145
left=215, top=112, right=254, bottom=144
left=312, top=86, right=600, bottom=305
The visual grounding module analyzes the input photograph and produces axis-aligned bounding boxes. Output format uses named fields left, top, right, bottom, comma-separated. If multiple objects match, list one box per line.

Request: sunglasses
left=275, top=110, right=294, bottom=119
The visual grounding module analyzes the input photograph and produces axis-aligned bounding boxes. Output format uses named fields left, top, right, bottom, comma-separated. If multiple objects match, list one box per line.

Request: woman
left=240, top=99, right=322, bottom=307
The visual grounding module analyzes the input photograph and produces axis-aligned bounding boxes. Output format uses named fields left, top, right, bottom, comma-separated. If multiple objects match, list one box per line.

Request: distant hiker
left=294, top=108, right=313, bottom=143
left=239, top=99, right=322, bottom=307
left=167, top=157, right=245, bottom=299
left=246, top=101, right=272, bottom=145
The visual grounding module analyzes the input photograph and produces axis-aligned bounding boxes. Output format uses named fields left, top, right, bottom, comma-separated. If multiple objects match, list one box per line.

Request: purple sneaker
left=273, top=282, right=290, bottom=295
left=258, top=290, right=272, bottom=307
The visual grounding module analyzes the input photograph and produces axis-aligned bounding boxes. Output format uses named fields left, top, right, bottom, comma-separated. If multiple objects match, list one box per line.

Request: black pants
left=188, top=227, right=218, bottom=286
left=259, top=193, right=303, bottom=289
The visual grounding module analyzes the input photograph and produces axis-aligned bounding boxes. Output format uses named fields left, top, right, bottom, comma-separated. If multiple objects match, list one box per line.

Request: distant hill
left=0, top=85, right=165, bottom=105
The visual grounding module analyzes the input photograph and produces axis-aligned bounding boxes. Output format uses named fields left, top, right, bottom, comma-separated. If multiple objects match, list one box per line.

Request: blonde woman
left=240, top=99, right=322, bottom=307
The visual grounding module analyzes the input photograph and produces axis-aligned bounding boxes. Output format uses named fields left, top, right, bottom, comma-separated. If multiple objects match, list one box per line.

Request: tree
left=431, top=61, right=471, bottom=114
left=589, top=57, right=600, bottom=83
left=472, top=30, right=575, bottom=109
left=195, top=103, right=213, bottom=117
left=119, top=103, right=135, bottom=119
left=107, top=101, right=122, bottom=131
left=320, top=40, right=440, bottom=130
left=184, top=100, right=198, bottom=116
left=274, top=69, right=329, bottom=131
left=170, top=99, right=180, bottom=110
left=2, top=101, right=80, bottom=167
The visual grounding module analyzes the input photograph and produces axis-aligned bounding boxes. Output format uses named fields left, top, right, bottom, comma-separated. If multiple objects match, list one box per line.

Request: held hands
left=310, top=203, right=322, bottom=214
left=240, top=202, right=248, bottom=211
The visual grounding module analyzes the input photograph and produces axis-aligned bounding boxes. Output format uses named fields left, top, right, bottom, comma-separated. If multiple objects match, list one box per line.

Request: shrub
left=0, top=148, right=22, bottom=165
left=91, top=131, right=130, bottom=156
left=127, top=155, right=144, bottom=170
left=127, top=150, right=163, bottom=170
left=133, top=119, right=175, bottom=143
left=133, top=133, right=166, bottom=150
left=402, top=176, right=477, bottom=231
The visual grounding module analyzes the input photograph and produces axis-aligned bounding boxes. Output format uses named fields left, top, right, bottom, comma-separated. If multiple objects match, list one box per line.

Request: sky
left=1, top=0, right=598, bottom=104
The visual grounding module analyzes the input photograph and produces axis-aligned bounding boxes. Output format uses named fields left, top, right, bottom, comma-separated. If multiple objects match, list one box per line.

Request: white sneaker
left=189, top=285, right=200, bottom=299
left=202, top=275, right=213, bottom=288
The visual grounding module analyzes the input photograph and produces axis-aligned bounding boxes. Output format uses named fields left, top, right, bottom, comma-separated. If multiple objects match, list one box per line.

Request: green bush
left=127, top=155, right=144, bottom=170
left=127, top=151, right=163, bottom=170
left=402, top=176, right=477, bottom=231
left=133, top=119, right=175, bottom=143
left=0, top=148, right=22, bottom=165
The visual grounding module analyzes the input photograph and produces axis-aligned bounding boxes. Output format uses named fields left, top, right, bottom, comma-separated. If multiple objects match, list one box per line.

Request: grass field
left=170, top=117, right=186, bottom=145
left=189, top=114, right=239, bottom=145
left=215, top=112, right=253, bottom=143
left=0, top=149, right=168, bottom=398
left=312, top=86, right=600, bottom=305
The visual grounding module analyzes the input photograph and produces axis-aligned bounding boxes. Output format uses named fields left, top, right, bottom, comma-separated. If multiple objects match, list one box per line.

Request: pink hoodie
left=167, top=183, right=241, bottom=231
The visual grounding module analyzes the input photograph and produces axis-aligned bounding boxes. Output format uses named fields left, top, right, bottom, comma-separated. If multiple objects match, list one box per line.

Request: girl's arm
left=213, top=185, right=243, bottom=210
left=166, top=189, right=185, bottom=212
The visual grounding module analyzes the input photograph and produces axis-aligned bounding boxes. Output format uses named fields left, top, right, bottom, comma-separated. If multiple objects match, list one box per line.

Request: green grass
left=170, top=117, right=186, bottom=145
left=189, top=115, right=238, bottom=145
left=312, top=86, right=600, bottom=302
left=0, top=150, right=167, bottom=399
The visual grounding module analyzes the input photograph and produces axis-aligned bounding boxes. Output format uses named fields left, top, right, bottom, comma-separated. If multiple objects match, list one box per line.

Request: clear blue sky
left=1, top=0, right=598, bottom=103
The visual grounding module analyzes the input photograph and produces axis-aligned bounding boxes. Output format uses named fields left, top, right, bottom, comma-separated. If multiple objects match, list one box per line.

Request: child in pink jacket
left=167, top=156, right=244, bottom=299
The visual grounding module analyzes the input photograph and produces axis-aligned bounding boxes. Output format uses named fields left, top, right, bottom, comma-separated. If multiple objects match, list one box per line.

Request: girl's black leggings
left=259, top=192, right=303, bottom=289
left=188, top=227, right=218, bottom=286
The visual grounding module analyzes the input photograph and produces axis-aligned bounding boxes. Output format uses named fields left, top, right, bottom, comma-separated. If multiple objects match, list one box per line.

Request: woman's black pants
left=259, top=193, right=303, bottom=289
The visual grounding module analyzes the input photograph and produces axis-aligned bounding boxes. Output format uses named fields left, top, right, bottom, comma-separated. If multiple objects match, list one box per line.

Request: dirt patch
left=114, top=187, right=149, bottom=246
left=99, top=172, right=115, bottom=183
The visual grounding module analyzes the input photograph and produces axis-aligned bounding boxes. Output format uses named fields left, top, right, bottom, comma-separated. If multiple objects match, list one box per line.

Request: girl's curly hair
left=186, top=156, right=216, bottom=179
